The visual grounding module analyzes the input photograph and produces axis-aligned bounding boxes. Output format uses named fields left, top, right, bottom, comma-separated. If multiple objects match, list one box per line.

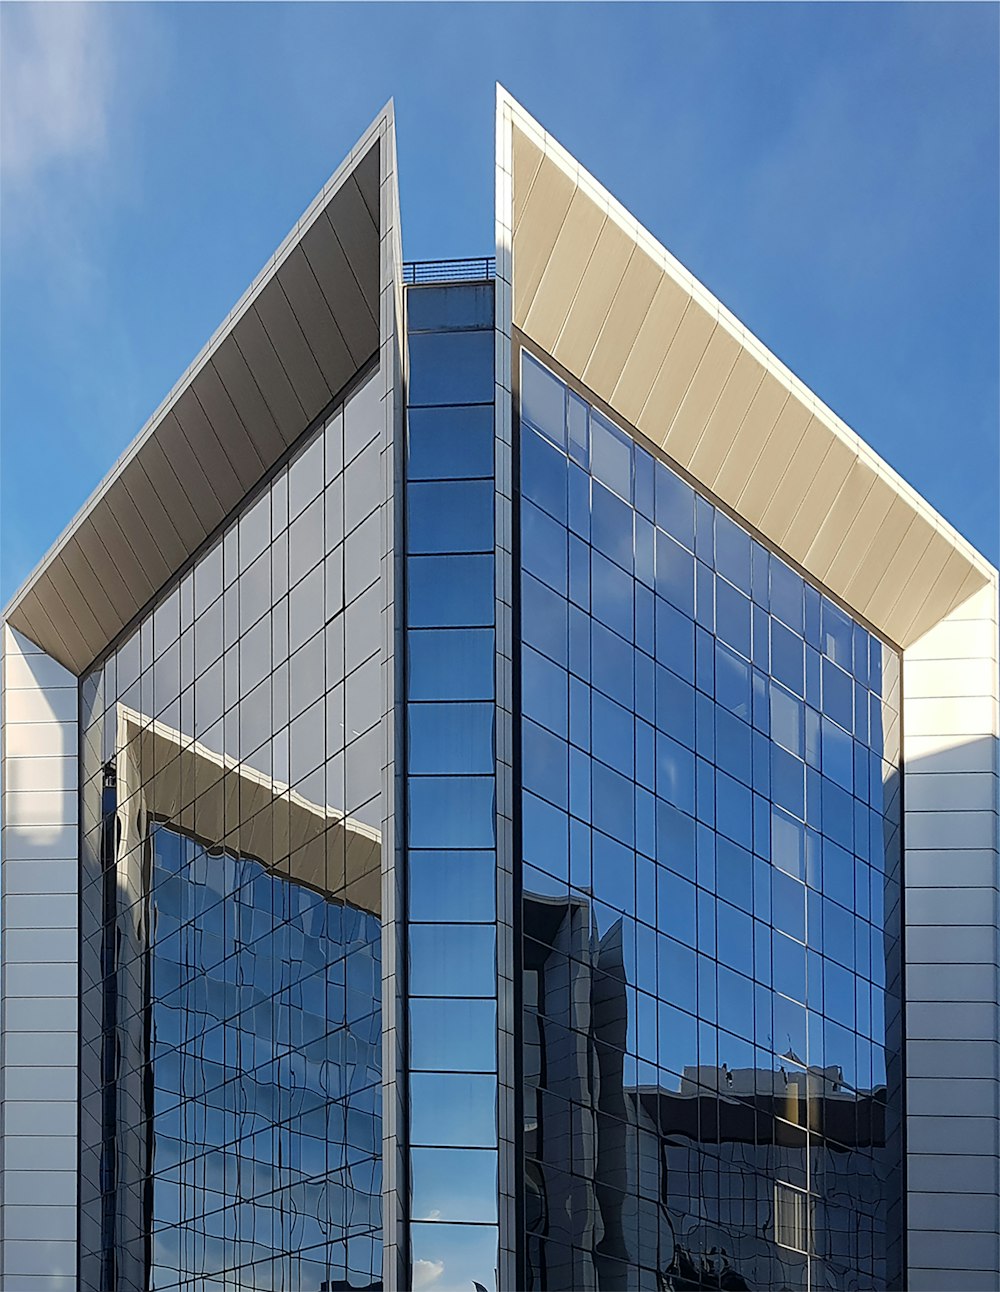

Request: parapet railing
left=402, top=257, right=496, bottom=284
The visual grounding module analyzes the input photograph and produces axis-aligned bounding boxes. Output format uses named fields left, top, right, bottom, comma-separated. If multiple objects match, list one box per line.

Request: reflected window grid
left=517, top=349, right=902, bottom=1291
left=78, top=369, right=385, bottom=1290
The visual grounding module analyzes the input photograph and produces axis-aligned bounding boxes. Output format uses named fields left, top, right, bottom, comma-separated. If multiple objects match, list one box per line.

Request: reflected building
left=2, top=91, right=998, bottom=1292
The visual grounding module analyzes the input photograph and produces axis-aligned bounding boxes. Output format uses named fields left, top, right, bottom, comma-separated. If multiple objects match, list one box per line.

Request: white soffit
left=498, top=87, right=995, bottom=649
left=3, top=104, right=397, bottom=676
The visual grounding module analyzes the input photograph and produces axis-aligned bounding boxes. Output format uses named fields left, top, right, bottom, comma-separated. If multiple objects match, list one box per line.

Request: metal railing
left=402, top=257, right=495, bottom=285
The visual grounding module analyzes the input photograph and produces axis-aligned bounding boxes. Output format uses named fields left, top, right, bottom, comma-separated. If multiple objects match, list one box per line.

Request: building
left=1, top=88, right=997, bottom=1292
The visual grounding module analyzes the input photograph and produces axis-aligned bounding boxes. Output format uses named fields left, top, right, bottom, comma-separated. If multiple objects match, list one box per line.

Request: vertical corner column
left=902, top=579, right=1000, bottom=1290
left=1, top=624, right=80, bottom=1290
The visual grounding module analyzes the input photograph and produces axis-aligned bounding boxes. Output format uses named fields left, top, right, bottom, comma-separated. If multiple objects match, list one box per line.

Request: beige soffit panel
left=117, top=707, right=381, bottom=917
left=4, top=105, right=393, bottom=675
left=499, top=86, right=995, bottom=646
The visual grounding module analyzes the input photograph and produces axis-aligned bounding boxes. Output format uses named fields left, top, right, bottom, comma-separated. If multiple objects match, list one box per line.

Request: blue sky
left=2, top=2, right=997, bottom=608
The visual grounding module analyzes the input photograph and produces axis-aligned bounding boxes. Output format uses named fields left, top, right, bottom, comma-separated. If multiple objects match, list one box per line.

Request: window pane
left=410, top=1073, right=497, bottom=1147
left=408, top=628, right=494, bottom=700
left=408, top=405, right=495, bottom=480
left=408, top=556, right=494, bottom=627
left=409, top=852, right=496, bottom=923
left=409, top=997, right=497, bottom=1072
left=410, top=330, right=494, bottom=406
left=409, top=924, right=496, bottom=997
left=408, top=702, right=494, bottom=774
left=521, top=352, right=566, bottom=447
left=408, top=480, right=494, bottom=554
left=408, top=777, right=496, bottom=848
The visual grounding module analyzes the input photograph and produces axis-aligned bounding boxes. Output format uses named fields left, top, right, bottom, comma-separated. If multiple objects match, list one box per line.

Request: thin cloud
left=412, top=1259, right=445, bottom=1288
left=1, top=2, right=113, bottom=185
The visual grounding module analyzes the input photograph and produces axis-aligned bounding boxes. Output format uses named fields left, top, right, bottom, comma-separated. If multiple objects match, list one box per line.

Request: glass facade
left=67, top=284, right=907, bottom=1292
left=78, top=368, right=385, bottom=1290
left=404, top=282, right=501, bottom=1292
left=517, top=349, right=903, bottom=1291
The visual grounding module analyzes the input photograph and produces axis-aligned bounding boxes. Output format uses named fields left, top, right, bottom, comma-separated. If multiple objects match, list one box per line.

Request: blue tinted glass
left=591, top=550, right=633, bottom=639
left=655, top=462, right=695, bottom=549
left=714, top=512, right=751, bottom=592
left=656, top=529, right=695, bottom=615
left=770, top=558, right=804, bottom=632
left=411, top=1223, right=498, bottom=1292
left=408, top=628, right=494, bottom=700
left=410, top=1073, right=497, bottom=1146
left=410, top=330, right=493, bottom=406
left=408, top=702, right=494, bottom=774
left=717, top=770, right=752, bottom=848
left=715, top=644, right=751, bottom=722
left=770, top=619, right=804, bottom=696
left=822, top=657, right=854, bottom=732
left=656, top=732, right=695, bottom=814
left=592, top=692, right=634, bottom=776
left=522, top=792, right=569, bottom=879
left=408, top=405, right=495, bottom=479
left=821, top=599, right=854, bottom=669
left=408, top=777, right=496, bottom=848
left=522, top=427, right=568, bottom=524
left=407, top=283, right=494, bottom=331
left=590, top=408, right=632, bottom=500
left=408, top=555, right=494, bottom=627
left=567, top=389, right=588, bottom=465
left=521, top=574, right=567, bottom=666
left=410, top=1147, right=498, bottom=1223
left=522, top=353, right=566, bottom=447
left=656, top=666, right=695, bottom=749
left=655, top=597, right=695, bottom=683
left=716, top=578, right=751, bottom=659
left=591, top=621, right=633, bottom=707
left=591, top=482, right=634, bottom=572
left=408, top=480, right=494, bottom=553
left=522, top=646, right=568, bottom=737
left=409, top=998, right=497, bottom=1072
left=635, top=447, right=655, bottom=519
left=522, top=500, right=568, bottom=595
left=522, top=720, right=568, bottom=810
left=822, top=715, right=853, bottom=791
left=592, top=762, right=635, bottom=845
left=409, top=852, right=496, bottom=923
left=409, top=924, right=496, bottom=997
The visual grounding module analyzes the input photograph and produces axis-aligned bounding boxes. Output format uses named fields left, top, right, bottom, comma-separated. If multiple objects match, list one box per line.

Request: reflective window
left=404, top=282, right=499, bottom=1290
left=517, top=349, right=902, bottom=1292
left=77, top=369, right=385, bottom=1292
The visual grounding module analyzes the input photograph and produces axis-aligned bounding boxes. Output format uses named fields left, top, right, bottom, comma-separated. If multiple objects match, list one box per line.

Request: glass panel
left=409, top=924, right=497, bottom=997
left=408, top=479, right=494, bottom=553
left=517, top=349, right=902, bottom=1292
left=410, top=1148, right=499, bottom=1223
left=408, top=628, right=494, bottom=701
left=408, top=404, right=495, bottom=480
left=409, top=330, right=494, bottom=406
left=409, top=998, right=497, bottom=1072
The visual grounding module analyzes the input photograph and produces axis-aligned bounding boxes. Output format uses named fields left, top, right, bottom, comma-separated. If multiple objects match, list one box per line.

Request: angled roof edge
left=496, top=85, right=996, bottom=649
left=4, top=101, right=397, bottom=674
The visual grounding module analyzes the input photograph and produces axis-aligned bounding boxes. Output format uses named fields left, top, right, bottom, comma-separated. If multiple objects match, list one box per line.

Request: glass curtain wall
left=516, top=349, right=903, bottom=1291
left=78, top=368, right=385, bottom=1291
left=403, top=282, right=501, bottom=1292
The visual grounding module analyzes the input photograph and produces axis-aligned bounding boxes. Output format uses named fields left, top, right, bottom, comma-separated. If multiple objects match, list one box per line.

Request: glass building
left=2, top=92, right=997, bottom=1292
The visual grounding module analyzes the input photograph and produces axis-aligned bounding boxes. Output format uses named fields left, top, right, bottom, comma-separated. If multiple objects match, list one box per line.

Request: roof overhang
left=115, top=705, right=381, bottom=915
left=497, top=87, right=996, bottom=649
left=4, top=104, right=397, bottom=676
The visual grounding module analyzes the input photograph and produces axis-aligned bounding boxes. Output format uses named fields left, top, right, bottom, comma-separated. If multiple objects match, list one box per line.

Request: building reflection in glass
left=78, top=369, right=386, bottom=1291
left=517, top=349, right=903, bottom=1291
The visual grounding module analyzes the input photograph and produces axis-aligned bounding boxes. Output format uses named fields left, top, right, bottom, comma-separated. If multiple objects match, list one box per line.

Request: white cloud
left=412, top=1259, right=445, bottom=1288
left=1, top=2, right=113, bottom=184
